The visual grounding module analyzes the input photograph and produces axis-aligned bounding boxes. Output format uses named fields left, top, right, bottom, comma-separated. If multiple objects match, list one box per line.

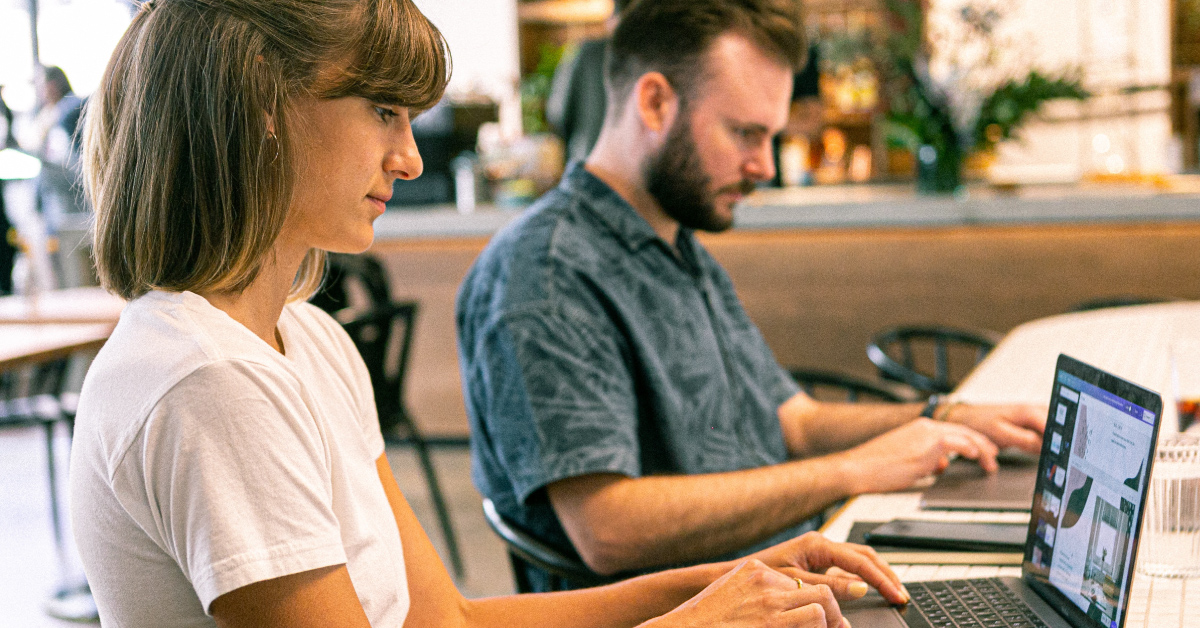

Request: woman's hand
left=640, top=559, right=847, bottom=628
left=749, top=531, right=908, bottom=605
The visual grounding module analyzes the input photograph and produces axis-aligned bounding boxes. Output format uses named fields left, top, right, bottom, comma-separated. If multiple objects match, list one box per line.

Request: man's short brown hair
left=86, top=0, right=450, bottom=301
left=605, top=0, right=806, bottom=114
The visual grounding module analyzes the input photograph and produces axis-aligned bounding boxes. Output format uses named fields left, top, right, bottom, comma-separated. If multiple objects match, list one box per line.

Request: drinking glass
left=1170, top=340, right=1200, bottom=433
left=1137, top=433, right=1200, bottom=578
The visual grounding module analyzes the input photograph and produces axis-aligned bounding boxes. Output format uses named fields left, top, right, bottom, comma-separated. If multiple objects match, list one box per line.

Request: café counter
left=370, top=182, right=1200, bottom=437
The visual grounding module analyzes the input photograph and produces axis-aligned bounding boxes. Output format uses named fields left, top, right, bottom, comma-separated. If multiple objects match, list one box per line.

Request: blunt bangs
left=320, top=0, right=451, bottom=112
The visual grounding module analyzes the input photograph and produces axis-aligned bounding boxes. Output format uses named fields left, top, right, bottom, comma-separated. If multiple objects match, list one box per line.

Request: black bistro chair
left=786, top=367, right=913, bottom=403
left=481, top=498, right=621, bottom=593
left=866, top=325, right=1003, bottom=396
left=309, top=253, right=392, bottom=315
left=0, top=360, right=74, bottom=578
left=312, top=253, right=465, bottom=578
left=338, top=302, right=464, bottom=578
left=1067, top=296, right=1170, bottom=313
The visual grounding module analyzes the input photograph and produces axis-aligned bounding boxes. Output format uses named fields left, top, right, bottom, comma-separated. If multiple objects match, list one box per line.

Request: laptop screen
left=1023, top=355, right=1162, bottom=628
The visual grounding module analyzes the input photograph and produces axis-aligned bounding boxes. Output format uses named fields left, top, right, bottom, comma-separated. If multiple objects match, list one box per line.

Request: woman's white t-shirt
left=69, top=291, right=409, bottom=627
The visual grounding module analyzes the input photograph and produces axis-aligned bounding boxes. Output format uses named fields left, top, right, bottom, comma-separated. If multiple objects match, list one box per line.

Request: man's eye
left=735, top=128, right=759, bottom=142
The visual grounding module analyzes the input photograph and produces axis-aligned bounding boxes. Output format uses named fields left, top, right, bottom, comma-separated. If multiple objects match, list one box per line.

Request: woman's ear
left=633, top=72, right=679, bottom=135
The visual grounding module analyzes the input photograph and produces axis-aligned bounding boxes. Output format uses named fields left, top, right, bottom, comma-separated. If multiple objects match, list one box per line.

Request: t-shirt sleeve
left=473, top=302, right=641, bottom=504
left=136, top=360, right=348, bottom=612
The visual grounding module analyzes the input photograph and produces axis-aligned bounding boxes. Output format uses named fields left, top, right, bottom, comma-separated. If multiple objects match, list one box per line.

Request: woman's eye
left=375, top=106, right=399, bottom=122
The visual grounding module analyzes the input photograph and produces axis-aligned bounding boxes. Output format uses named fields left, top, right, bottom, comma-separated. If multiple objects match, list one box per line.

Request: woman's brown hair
left=85, top=0, right=450, bottom=300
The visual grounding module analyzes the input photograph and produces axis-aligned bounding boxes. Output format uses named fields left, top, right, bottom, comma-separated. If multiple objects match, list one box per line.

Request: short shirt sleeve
left=477, top=301, right=641, bottom=504
left=131, top=359, right=348, bottom=611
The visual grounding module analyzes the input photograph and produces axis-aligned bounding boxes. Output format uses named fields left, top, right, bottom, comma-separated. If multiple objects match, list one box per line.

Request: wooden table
left=0, top=287, right=125, bottom=325
left=0, top=323, right=113, bottom=372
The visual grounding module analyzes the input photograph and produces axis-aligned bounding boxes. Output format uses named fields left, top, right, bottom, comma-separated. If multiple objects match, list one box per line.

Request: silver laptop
left=844, top=354, right=1163, bottom=628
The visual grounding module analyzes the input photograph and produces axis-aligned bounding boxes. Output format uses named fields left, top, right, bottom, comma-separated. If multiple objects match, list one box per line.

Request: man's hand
left=944, top=403, right=1046, bottom=454
left=833, top=418, right=1000, bottom=494
left=749, top=531, right=908, bottom=605
left=640, top=559, right=848, bottom=628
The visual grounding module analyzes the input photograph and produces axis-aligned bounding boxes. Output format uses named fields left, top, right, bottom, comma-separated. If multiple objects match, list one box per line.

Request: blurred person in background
left=0, top=88, right=14, bottom=293
left=546, top=0, right=632, bottom=165
left=18, top=65, right=86, bottom=236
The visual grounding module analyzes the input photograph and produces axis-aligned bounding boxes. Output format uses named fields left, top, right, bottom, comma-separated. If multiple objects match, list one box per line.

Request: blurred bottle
left=452, top=151, right=481, bottom=214
left=778, top=136, right=810, bottom=187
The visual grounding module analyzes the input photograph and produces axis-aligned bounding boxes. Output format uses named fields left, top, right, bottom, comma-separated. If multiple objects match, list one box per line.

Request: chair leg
left=509, top=552, right=534, bottom=594
left=410, top=438, right=465, bottom=579
left=43, top=420, right=68, bottom=579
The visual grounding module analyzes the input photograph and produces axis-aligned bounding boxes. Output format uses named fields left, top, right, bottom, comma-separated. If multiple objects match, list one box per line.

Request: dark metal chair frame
left=0, top=360, right=74, bottom=583
left=339, top=301, right=465, bottom=578
left=866, top=325, right=1003, bottom=395
left=481, top=498, right=620, bottom=593
left=786, top=367, right=913, bottom=403
left=1067, top=296, right=1171, bottom=313
left=312, top=253, right=466, bottom=578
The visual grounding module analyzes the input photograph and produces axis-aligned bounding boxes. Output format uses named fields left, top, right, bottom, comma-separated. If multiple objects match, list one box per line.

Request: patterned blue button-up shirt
left=456, top=163, right=806, bottom=583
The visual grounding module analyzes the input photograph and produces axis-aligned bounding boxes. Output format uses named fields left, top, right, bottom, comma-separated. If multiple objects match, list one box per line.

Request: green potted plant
left=881, top=0, right=1090, bottom=194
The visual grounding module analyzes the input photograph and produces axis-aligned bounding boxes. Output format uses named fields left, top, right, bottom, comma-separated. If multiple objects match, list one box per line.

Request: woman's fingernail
left=901, top=585, right=912, bottom=602
left=842, top=618, right=852, bottom=628
left=848, top=581, right=869, bottom=598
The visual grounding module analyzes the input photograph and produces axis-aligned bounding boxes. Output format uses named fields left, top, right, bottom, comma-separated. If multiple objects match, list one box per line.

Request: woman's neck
left=199, top=249, right=303, bottom=354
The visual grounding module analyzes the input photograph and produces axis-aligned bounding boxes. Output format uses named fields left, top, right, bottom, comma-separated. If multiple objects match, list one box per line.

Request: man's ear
left=633, top=72, right=679, bottom=135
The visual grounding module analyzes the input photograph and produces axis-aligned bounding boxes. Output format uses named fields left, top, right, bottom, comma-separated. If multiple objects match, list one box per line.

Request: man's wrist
left=919, top=394, right=963, bottom=422
left=919, top=394, right=943, bottom=419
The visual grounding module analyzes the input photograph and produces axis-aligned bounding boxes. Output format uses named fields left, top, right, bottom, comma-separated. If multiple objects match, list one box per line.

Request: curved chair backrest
left=310, top=253, right=392, bottom=317
left=867, top=325, right=1002, bottom=395
left=339, top=302, right=419, bottom=435
left=481, top=498, right=616, bottom=592
left=1067, top=296, right=1170, bottom=313
left=786, top=367, right=913, bottom=403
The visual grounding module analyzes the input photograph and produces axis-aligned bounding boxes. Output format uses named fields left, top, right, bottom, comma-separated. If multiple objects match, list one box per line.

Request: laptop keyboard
left=906, top=579, right=1050, bottom=628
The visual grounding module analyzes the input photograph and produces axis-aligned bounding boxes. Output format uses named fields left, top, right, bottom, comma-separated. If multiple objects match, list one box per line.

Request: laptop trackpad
left=841, top=592, right=908, bottom=628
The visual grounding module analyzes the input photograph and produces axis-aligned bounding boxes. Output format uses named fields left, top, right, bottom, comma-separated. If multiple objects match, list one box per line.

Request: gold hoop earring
left=265, top=132, right=280, bottom=165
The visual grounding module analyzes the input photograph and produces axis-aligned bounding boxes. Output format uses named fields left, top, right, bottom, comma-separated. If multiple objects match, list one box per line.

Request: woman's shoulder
left=77, top=292, right=304, bottom=448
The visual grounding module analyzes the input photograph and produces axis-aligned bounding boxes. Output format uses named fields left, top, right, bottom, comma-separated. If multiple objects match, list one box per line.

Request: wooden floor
left=0, top=425, right=514, bottom=625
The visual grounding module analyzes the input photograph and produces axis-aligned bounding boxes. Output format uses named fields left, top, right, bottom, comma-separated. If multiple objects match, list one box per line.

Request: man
left=457, top=0, right=1043, bottom=592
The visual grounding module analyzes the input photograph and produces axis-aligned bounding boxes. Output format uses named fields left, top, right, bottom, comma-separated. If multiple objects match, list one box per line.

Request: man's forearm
left=779, top=393, right=923, bottom=457
left=547, top=457, right=857, bottom=574
left=463, top=561, right=731, bottom=628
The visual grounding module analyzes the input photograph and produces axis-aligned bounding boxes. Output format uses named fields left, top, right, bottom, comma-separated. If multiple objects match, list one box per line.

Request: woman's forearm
left=462, top=561, right=731, bottom=628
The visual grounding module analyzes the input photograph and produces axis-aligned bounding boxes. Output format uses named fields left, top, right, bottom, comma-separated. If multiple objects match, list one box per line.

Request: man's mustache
left=715, top=180, right=756, bottom=196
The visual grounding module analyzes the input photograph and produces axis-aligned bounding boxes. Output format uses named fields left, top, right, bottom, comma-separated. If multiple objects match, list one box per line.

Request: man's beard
left=642, top=112, right=754, bottom=234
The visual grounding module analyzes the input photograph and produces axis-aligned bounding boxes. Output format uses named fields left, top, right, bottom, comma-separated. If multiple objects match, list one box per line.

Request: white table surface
left=954, top=301, right=1200, bottom=433
left=823, top=304, right=1200, bottom=626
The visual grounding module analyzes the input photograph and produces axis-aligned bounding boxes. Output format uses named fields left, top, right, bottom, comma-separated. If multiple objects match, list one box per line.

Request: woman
left=70, top=1, right=908, bottom=626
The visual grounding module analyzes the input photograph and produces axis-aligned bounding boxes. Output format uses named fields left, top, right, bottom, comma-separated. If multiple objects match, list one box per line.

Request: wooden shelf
left=518, top=0, right=612, bottom=24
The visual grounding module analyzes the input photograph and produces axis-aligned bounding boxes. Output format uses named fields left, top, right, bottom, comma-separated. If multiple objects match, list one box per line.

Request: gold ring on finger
left=794, top=577, right=804, bottom=589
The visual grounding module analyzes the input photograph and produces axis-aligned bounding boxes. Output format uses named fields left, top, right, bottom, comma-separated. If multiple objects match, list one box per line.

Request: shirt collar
left=559, top=161, right=668, bottom=252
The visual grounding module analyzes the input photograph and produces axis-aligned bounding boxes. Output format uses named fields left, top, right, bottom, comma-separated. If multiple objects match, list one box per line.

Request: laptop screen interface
left=1025, top=368, right=1157, bottom=628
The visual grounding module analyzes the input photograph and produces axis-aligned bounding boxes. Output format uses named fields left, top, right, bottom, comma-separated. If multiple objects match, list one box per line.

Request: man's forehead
left=692, top=32, right=794, bottom=130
